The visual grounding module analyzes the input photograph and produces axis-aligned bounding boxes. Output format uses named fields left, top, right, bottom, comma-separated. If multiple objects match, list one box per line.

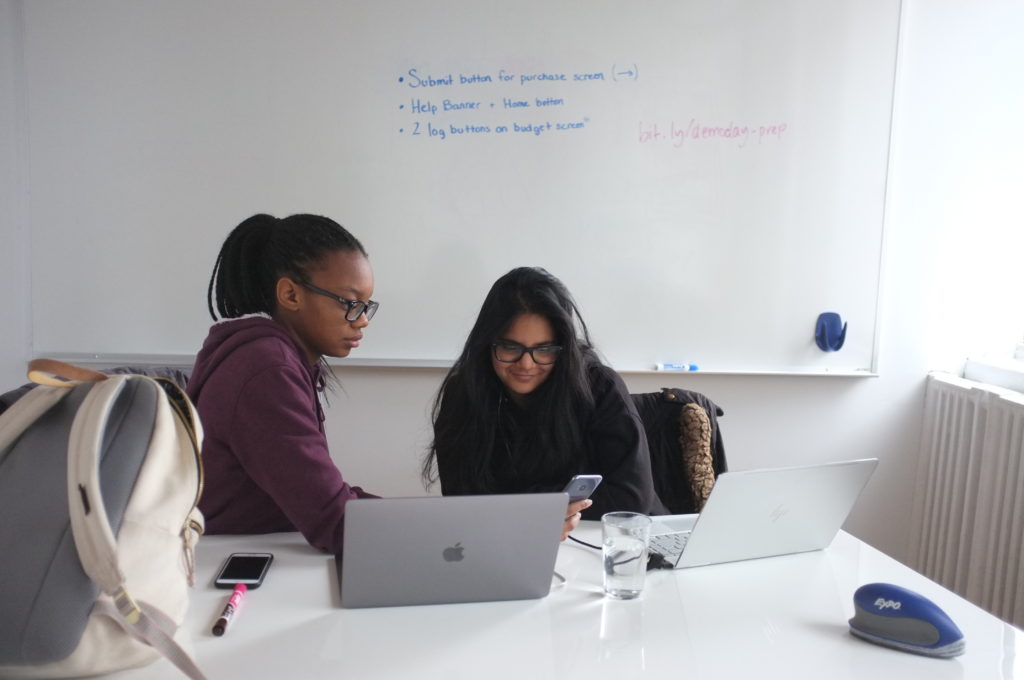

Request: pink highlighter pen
left=212, top=584, right=247, bottom=636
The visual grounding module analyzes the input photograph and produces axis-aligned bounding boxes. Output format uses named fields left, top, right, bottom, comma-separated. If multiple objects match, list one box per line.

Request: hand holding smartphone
left=563, top=474, right=602, bottom=503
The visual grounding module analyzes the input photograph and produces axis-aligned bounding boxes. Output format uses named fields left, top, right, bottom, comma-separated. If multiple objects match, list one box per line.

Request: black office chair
left=631, top=388, right=727, bottom=515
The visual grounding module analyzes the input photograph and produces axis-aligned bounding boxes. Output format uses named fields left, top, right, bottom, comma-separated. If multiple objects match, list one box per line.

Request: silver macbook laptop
left=649, top=458, right=878, bottom=568
left=336, top=493, right=567, bottom=608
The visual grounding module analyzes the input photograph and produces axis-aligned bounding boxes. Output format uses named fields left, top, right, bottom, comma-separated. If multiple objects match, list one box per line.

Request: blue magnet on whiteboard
left=815, top=312, right=847, bottom=352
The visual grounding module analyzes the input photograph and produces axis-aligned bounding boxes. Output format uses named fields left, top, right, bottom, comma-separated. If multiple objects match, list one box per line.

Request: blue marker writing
left=655, top=363, right=699, bottom=372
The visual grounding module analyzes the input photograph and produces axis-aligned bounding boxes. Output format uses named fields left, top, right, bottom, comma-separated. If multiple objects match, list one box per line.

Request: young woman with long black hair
left=424, top=267, right=666, bottom=530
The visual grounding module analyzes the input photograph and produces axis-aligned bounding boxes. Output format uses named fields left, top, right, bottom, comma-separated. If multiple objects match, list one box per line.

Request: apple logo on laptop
left=443, top=542, right=464, bottom=562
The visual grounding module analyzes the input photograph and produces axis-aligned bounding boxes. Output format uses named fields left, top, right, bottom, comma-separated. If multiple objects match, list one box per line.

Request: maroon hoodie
left=187, top=314, right=374, bottom=553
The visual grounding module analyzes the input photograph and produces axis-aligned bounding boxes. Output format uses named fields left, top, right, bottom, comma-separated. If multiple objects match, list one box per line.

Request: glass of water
left=601, top=511, right=652, bottom=599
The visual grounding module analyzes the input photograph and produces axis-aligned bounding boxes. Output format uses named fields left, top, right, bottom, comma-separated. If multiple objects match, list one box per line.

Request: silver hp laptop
left=649, top=458, right=878, bottom=569
left=336, top=493, right=567, bottom=608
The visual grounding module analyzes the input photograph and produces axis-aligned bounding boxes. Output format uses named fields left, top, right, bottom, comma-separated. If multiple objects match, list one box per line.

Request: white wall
left=7, top=0, right=1022, bottom=567
left=890, top=0, right=1024, bottom=362
left=1, top=0, right=30, bottom=390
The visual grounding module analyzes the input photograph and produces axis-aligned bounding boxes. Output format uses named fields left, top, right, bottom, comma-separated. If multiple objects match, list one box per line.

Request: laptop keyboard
left=649, top=531, right=691, bottom=561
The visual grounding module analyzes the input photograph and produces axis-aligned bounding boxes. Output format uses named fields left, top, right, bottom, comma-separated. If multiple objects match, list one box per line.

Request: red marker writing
left=212, top=583, right=247, bottom=636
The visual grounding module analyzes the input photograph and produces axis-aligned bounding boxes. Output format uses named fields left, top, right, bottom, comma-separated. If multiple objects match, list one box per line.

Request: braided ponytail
left=206, top=213, right=366, bottom=321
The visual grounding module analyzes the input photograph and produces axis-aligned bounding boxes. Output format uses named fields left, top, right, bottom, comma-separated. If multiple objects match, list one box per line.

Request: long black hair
left=207, top=213, right=366, bottom=321
left=423, top=267, right=599, bottom=492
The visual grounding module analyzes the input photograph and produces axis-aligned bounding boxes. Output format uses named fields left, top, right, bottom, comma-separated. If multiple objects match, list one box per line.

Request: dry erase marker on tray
left=212, top=584, right=247, bottom=636
left=655, top=363, right=699, bottom=371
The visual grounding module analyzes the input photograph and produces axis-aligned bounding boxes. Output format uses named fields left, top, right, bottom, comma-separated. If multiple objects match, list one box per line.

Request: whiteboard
left=23, top=0, right=900, bottom=373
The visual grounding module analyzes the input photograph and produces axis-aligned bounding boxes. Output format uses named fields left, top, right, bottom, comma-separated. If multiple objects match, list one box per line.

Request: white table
left=115, top=522, right=1022, bottom=679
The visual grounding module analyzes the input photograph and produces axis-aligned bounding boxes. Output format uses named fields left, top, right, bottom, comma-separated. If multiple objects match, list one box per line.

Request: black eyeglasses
left=299, top=281, right=379, bottom=322
left=491, top=342, right=563, bottom=365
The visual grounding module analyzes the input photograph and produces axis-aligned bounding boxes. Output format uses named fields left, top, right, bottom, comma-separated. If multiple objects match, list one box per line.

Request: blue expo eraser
left=849, top=583, right=965, bottom=658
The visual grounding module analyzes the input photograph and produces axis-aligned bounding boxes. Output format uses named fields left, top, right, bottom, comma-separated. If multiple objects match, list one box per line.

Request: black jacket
left=437, top=364, right=669, bottom=519
left=632, top=388, right=727, bottom=514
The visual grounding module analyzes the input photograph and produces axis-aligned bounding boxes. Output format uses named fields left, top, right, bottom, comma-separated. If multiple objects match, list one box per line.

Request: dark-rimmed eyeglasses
left=491, top=342, right=563, bottom=365
left=299, top=281, right=379, bottom=322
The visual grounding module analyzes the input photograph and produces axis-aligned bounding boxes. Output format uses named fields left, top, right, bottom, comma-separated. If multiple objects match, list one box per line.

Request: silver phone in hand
left=563, top=474, right=602, bottom=503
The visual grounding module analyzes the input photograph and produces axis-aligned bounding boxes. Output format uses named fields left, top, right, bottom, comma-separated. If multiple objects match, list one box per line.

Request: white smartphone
left=563, top=474, right=603, bottom=503
left=214, top=552, right=274, bottom=589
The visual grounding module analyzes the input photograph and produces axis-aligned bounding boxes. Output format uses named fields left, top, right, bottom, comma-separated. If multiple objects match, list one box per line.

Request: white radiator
left=909, top=372, right=1024, bottom=628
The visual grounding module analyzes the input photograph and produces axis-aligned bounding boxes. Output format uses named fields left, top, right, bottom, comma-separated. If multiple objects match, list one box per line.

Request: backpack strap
left=66, top=375, right=207, bottom=680
left=93, top=600, right=207, bottom=680
left=27, top=358, right=109, bottom=386
left=0, top=360, right=107, bottom=456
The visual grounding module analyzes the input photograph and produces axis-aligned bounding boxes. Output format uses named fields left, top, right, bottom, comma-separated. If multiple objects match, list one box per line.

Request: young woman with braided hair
left=188, top=213, right=379, bottom=553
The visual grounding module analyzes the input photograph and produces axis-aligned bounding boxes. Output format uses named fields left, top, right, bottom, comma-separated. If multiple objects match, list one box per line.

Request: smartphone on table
left=214, top=552, right=274, bottom=589
left=563, top=474, right=602, bottom=503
